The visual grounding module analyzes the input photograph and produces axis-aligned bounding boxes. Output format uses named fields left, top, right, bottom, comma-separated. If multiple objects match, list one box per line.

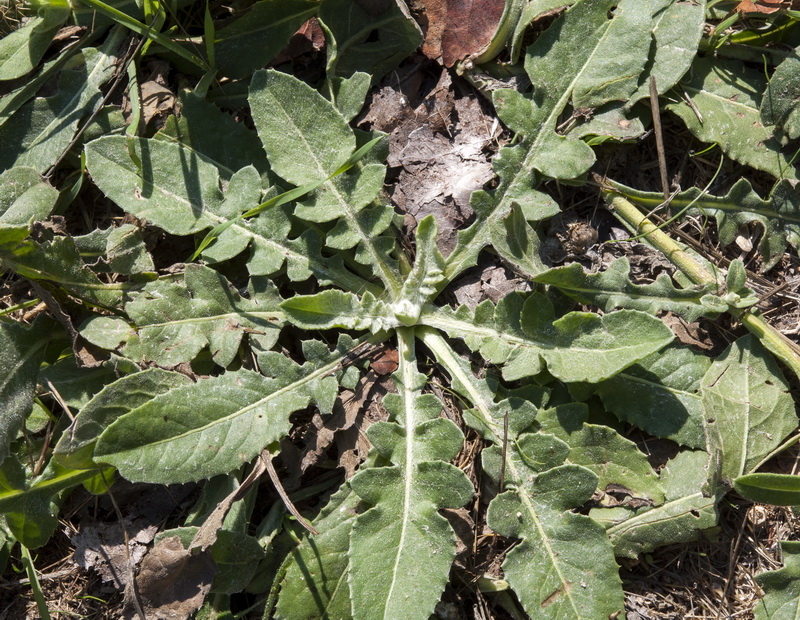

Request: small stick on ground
left=264, top=450, right=319, bottom=536
left=649, top=75, right=670, bottom=201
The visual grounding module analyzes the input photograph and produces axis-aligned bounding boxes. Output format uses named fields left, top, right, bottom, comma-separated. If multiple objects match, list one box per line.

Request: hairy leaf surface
left=85, top=135, right=369, bottom=290
left=0, top=319, right=50, bottom=461
left=94, top=355, right=342, bottom=483
left=347, top=331, right=473, bottom=619
left=53, top=369, right=193, bottom=470
left=702, top=335, right=796, bottom=484
left=760, top=45, right=800, bottom=140
left=667, top=57, right=797, bottom=180
left=537, top=404, right=665, bottom=504
left=421, top=329, right=624, bottom=619
left=443, top=0, right=652, bottom=285
left=588, top=345, right=710, bottom=448
left=0, top=34, right=122, bottom=173
left=596, top=450, right=718, bottom=558
left=535, top=257, right=719, bottom=321
left=81, top=265, right=283, bottom=367
left=755, top=541, right=800, bottom=620
left=0, top=167, right=59, bottom=224
left=421, top=292, right=673, bottom=383
left=250, top=69, right=400, bottom=293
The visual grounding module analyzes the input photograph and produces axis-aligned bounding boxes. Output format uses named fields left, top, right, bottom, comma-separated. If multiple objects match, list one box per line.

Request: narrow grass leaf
left=734, top=473, right=800, bottom=506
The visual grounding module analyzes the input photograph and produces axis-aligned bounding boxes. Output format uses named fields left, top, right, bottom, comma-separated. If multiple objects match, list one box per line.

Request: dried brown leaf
left=124, top=536, right=216, bottom=620
left=419, top=0, right=505, bottom=66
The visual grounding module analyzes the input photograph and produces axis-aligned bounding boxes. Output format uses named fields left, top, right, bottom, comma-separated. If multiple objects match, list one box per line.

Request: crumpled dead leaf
left=418, top=0, right=505, bottom=66
left=734, top=0, right=794, bottom=13
left=123, top=536, right=216, bottom=620
left=363, top=68, right=500, bottom=254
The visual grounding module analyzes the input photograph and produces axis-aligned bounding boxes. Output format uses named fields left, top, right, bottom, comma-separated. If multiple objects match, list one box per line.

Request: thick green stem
left=608, top=192, right=800, bottom=380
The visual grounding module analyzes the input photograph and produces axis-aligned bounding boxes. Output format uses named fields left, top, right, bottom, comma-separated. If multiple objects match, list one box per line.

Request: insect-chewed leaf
left=421, top=291, right=673, bottom=383
left=595, top=450, right=719, bottom=559
left=535, top=257, right=718, bottom=322
left=760, top=45, right=800, bottom=140
left=93, top=361, right=340, bottom=484
left=81, top=264, right=283, bottom=368
left=347, top=333, right=473, bottom=620
left=53, top=369, right=192, bottom=470
left=702, top=334, right=796, bottom=485
left=607, top=177, right=800, bottom=272
left=667, top=56, right=797, bottom=180
left=754, top=540, right=800, bottom=619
